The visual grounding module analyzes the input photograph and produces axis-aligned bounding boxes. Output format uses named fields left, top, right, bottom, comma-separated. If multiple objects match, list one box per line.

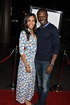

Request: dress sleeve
left=19, top=31, right=26, bottom=55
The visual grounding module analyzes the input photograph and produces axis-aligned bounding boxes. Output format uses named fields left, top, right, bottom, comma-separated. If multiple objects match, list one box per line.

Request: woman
left=16, top=13, right=37, bottom=105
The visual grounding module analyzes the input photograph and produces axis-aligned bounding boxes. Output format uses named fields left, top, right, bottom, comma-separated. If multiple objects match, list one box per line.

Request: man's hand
left=46, top=64, right=53, bottom=74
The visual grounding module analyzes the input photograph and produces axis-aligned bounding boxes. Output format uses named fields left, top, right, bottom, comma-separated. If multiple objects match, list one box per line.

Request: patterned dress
left=16, top=30, right=37, bottom=104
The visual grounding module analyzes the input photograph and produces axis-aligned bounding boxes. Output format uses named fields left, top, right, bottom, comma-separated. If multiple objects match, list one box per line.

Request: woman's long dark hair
left=21, top=13, right=37, bottom=41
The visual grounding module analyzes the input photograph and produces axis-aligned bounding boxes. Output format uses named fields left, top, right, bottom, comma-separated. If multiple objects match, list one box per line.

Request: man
left=35, top=8, right=60, bottom=105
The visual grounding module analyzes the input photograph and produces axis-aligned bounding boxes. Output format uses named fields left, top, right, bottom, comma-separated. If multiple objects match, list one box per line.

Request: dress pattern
left=16, top=30, right=37, bottom=104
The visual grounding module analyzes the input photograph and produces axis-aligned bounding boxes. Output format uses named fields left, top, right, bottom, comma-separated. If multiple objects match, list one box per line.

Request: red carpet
left=0, top=90, right=70, bottom=105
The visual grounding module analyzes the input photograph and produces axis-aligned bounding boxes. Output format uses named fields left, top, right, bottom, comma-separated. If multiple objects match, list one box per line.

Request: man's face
left=37, top=11, right=48, bottom=26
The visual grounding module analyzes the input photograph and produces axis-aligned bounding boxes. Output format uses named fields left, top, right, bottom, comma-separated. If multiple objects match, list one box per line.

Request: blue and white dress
left=16, top=30, right=37, bottom=104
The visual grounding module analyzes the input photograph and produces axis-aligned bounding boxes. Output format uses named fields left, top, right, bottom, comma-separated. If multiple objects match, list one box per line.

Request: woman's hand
left=25, top=65, right=31, bottom=73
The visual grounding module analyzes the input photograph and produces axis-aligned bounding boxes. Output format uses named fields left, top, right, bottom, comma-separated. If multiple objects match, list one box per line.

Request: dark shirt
left=35, top=23, right=60, bottom=61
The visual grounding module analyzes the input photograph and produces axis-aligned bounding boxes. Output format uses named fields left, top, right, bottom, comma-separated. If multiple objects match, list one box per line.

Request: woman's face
left=27, top=16, right=35, bottom=30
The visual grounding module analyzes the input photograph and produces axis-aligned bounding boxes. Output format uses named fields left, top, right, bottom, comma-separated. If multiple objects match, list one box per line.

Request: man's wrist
left=50, top=62, right=54, bottom=66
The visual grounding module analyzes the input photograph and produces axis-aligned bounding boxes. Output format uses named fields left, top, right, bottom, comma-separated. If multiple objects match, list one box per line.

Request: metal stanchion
left=7, top=45, right=18, bottom=90
left=51, top=50, right=66, bottom=92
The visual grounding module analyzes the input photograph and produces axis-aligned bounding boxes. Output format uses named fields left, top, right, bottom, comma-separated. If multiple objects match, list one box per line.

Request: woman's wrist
left=25, top=65, right=29, bottom=68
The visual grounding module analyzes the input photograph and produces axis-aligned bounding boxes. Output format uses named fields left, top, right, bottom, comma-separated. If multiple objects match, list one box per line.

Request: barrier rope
left=0, top=45, right=18, bottom=90
left=0, top=49, right=15, bottom=64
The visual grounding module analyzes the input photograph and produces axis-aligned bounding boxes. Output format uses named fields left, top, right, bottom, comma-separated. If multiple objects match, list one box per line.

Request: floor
left=0, top=37, right=70, bottom=91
